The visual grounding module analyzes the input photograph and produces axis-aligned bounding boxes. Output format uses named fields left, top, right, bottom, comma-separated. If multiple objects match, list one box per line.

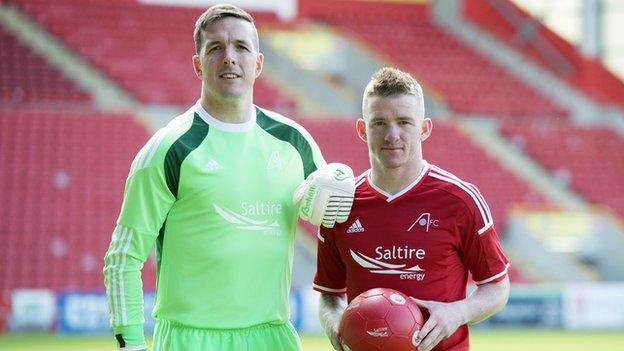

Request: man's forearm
left=319, top=293, right=347, bottom=333
left=460, top=277, right=510, bottom=325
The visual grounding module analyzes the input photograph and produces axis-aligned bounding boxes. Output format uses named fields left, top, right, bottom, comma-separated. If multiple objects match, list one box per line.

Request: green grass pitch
left=0, top=330, right=623, bottom=350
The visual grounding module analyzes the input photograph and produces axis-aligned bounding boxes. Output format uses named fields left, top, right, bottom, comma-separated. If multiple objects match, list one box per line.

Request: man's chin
left=378, top=159, right=405, bottom=170
left=214, top=90, right=245, bottom=100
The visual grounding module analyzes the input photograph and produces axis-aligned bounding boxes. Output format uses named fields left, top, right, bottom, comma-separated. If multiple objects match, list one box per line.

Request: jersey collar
left=367, top=161, right=431, bottom=203
left=194, top=100, right=256, bottom=133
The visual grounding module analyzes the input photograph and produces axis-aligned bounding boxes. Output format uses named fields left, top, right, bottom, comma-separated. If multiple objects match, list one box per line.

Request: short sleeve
left=313, top=226, right=347, bottom=295
left=459, top=202, right=509, bottom=285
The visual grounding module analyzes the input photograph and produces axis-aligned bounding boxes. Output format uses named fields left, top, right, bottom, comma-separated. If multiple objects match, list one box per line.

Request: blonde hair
left=363, top=67, right=425, bottom=115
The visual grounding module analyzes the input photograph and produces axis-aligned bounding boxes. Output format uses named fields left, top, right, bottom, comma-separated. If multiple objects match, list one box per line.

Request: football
left=339, top=288, right=424, bottom=351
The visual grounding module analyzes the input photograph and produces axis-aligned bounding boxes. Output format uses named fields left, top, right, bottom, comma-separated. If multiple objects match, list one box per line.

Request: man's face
left=357, top=94, right=431, bottom=171
left=193, top=17, right=263, bottom=100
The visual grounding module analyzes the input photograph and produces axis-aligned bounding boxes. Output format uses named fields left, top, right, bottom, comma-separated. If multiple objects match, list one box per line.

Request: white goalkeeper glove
left=294, top=163, right=355, bottom=228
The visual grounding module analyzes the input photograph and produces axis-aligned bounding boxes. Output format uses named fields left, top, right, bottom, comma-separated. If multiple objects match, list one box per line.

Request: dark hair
left=194, top=4, right=257, bottom=55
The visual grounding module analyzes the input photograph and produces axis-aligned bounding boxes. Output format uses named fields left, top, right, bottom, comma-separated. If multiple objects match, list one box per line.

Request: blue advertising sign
left=57, top=291, right=155, bottom=334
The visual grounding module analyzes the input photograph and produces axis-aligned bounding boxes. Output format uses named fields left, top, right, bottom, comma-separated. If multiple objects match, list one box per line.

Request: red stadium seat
left=500, top=122, right=624, bottom=217
left=300, top=0, right=567, bottom=119
left=0, top=109, right=153, bottom=291
left=0, top=26, right=90, bottom=104
left=11, top=0, right=295, bottom=112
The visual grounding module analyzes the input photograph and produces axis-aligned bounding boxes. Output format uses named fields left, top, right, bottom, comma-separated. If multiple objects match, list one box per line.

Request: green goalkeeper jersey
left=103, top=101, right=325, bottom=345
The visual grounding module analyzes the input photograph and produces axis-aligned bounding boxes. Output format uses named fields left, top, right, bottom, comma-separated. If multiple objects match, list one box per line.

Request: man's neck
left=371, top=160, right=425, bottom=195
left=200, top=93, right=253, bottom=124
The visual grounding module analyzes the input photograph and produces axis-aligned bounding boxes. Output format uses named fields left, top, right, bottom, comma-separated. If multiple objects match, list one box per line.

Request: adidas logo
left=347, top=219, right=365, bottom=233
left=205, top=158, right=223, bottom=172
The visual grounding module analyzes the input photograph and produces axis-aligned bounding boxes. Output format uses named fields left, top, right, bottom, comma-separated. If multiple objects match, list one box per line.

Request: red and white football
left=339, top=288, right=424, bottom=351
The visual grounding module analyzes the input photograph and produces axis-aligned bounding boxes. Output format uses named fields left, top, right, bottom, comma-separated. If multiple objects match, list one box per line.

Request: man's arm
left=103, top=146, right=176, bottom=349
left=411, top=277, right=510, bottom=351
left=319, top=293, right=348, bottom=351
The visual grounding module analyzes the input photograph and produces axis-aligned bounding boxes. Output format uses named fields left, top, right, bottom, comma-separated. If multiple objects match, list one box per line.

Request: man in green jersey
left=103, top=4, right=355, bottom=351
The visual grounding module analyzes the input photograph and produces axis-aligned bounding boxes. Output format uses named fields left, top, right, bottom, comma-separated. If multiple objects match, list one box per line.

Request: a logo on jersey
left=214, top=203, right=281, bottom=235
left=407, top=213, right=439, bottom=232
left=346, top=219, right=365, bottom=233
left=205, top=158, right=223, bottom=172
left=266, top=150, right=284, bottom=170
left=333, top=168, right=350, bottom=181
left=350, top=249, right=425, bottom=281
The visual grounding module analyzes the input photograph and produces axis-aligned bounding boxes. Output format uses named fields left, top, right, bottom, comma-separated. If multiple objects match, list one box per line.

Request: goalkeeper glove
left=294, top=163, right=355, bottom=228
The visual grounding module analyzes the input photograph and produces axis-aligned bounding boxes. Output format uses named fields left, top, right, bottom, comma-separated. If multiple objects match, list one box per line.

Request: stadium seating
left=0, top=109, right=155, bottom=292
left=500, top=122, right=624, bottom=217
left=10, top=0, right=295, bottom=111
left=463, top=0, right=624, bottom=109
left=299, top=0, right=567, bottom=119
left=0, top=24, right=90, bottom=104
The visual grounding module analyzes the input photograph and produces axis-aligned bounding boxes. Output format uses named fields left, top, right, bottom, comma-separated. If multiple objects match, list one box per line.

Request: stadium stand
left=9, top=0, right=296, bottom=111
left=0, top=23, right=90, bottom=104
left=463, top=0, right=624, bottom=109
left=500, top=122, right=624, bottom=217
left=0, top=109, right=155, bottom=291
left=299, top=0, right=568, bottom=119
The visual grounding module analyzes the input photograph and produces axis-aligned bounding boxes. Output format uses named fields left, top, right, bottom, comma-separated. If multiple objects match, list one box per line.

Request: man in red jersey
left=314, top=67, right=510, bottom=351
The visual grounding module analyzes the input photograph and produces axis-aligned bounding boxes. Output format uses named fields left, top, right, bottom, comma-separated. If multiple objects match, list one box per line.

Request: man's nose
left=223, top=46, right=236, bottom=65
left=384, top=124, right=400, bottom=142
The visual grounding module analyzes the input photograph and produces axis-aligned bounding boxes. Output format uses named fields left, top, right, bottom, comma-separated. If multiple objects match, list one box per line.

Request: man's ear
left=356, top=118, right=367, bottom=142
left=255, top=52, right=264, bottom=78
left=193, top=55, right=202, bottom=80
left=420, top=118, right=433, bottom=141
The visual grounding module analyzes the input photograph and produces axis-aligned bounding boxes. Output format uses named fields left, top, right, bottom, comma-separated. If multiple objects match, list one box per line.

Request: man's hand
left=294, top=163, right=355, bottom=228
left=410, top=298, right=467, bottom=351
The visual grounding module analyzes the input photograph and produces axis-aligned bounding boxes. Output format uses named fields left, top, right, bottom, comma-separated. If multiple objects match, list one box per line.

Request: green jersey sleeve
left=103, top=115, right=191, bottom=346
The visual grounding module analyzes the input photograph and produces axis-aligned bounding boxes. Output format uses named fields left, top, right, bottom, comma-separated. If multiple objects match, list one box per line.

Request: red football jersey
left=314, top=161, right=509, bottom=351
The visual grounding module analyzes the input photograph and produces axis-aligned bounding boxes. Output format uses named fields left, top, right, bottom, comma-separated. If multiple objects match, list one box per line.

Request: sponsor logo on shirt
left=346, top=219, right=365, bottom=233
left=407, top=212, right=439, bottom=233
left=214, top=203, right=282, bottom=235
left=350, top=248, right=426, bottom=281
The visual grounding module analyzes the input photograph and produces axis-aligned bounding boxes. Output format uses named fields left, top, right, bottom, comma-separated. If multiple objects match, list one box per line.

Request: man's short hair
left=362, top=67, right=425, bottom=115
left=194, top=4, right=258, bottom=55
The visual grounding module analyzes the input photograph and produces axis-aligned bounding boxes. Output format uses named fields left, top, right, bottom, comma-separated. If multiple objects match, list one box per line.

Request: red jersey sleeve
left=313, top=226, right=347, bottom=295
left=459, top=196, right=509, bottom=286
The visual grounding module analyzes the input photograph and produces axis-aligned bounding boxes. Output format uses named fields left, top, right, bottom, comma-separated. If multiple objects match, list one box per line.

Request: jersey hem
left=474, top=263, right=510, bottom=285
left=313, top=283, right=347, bottom=294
